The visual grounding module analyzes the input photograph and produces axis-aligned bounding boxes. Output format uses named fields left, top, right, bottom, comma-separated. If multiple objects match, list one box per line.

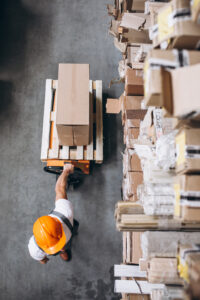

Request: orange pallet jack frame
left=46, top=159, right=90, bottom=175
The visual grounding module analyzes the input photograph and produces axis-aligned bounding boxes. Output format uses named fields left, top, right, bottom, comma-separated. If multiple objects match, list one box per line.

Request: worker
left=28, top=163, right=79, bottom=264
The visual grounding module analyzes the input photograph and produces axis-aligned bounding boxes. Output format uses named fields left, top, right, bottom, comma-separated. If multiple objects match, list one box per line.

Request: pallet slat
left=86, top=80, right=94, bottom=160
left=41, top=79, right=53, bottom=161
left=76, top=146, right=84, bottom=160
left=95, top=80, right=103, bottom=163
left=48, top=87, right=59, bottom=159
left=114, top=265, right=147, bottom=278
left=59, top=146, right=69, bottom=160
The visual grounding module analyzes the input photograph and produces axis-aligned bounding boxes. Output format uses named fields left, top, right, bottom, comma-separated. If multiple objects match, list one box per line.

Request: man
left=28, top=164, right=78, bottom=264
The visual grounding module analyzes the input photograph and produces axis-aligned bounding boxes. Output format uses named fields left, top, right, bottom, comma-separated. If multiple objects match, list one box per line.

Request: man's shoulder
left=28, top=236, right=46, bottom=261
left=53, top=199, right=73, bottom=220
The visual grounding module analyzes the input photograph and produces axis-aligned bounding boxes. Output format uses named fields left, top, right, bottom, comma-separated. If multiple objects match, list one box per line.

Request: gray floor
left=0, top=1, right=124, bottom=300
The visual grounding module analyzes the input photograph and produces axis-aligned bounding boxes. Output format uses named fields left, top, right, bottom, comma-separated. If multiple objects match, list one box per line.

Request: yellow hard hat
left=33, top=216, right=66, bottom=255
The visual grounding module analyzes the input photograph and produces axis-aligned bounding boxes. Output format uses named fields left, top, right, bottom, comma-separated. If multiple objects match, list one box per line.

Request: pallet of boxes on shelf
left=107, top=0, right=200, bottom=299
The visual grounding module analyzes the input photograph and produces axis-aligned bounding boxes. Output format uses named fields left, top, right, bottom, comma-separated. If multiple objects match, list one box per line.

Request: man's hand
left=63, top=163, right=74, bottom=175
left=40, top=257, right=49, bottom=264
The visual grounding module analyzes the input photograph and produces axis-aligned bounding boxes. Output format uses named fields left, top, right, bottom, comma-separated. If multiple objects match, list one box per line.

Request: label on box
left=180, top=190, right=200, bottom=207
left=158, top=5, right=173, bottom=42
left=153, top=108, right=163, bottom=139
left=176, top=132, right=186, bottom=166
left=170, top=8, right=191, bottom=26
left=193, top=0, right=200, bottom=9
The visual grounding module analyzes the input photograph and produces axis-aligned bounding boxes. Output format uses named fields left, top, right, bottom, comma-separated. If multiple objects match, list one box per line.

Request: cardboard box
left=119, top=13, right=151, bottom=44
left=124, top=119, right=141, bottom=149
left=125, top=69, right=144, bottom=96
left=174, top=175, right=200, bottom=219
left=124, top=231, right=143, bottom=264
left=123, top=149, right=142, bottom=175
left=127, top=44, right=152, bottom=66
left=106, top=94, right=145, bottom=125
left=191, top=0, right=200, bottom=23
left=156, top=0, right=200, bottom=49
left=56, top=64, right=90, bottom=146
left=123, top=0, right=146, bottom=12
left=170, top=63, right=200, bottom=118
left=122, top=171, right=143, bottom=201
left=176, top=128, right=200, bottom=174
left=181, top=206, right=200, bottom=221
left=109, top=20, right=121, bottom=37
left=128, top=295, right=150, bottom=300
left=144, top=50, right=200, bottom=108
left=122, top=95, right=143, bottom=124
left=146, top=1, right=169, bottom=27
left=126, top=127, right=140, bottom=142
left=127, top=171, right=143, bottom=198
left=148, top=257, right=181, bottom=284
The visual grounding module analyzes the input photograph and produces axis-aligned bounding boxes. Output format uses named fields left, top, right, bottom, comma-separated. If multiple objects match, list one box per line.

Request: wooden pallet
left=115, top=202, right=200, bottom=231
left=41, top=79, right=103, bottom=163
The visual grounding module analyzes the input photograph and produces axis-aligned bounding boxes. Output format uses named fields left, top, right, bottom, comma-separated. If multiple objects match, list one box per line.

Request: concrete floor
left=0, top=1, right=124, bottom=299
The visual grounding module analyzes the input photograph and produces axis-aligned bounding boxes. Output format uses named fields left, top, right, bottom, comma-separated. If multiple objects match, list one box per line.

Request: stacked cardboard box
left=107, top=0, right=200, bottom=299
left=178, top=244, right=200, bottom=299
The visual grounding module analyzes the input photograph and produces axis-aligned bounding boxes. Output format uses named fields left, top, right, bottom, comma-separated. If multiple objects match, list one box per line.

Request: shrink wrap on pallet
left=141, top=231, right=200, bottom=260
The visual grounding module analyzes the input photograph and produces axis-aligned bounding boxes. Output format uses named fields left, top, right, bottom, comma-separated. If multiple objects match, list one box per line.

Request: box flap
left=106, top=98, right=122, bottom=114
left=171, top=63, right=200, bottom=117
left=121, top=13, right=150, bottom=30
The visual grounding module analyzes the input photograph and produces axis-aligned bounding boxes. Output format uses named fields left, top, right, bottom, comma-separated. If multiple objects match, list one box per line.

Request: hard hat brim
left=41, top=227, right=67, bottom=255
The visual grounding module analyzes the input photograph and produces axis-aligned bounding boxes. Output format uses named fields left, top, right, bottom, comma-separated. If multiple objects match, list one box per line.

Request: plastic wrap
left=148, top=257, right=181, bottom=284
left=141, top=231, right=200, bottom=260
left=134, top=144, right=175, bottom=184
left=123, top=149, right=142, bottom=176
left=118, top=59, right=126, bottom=79
left=155, top=131, right=177, bottom=171
left=137, top=183, right=174, bottom=216
left=151, top=286, right=184, bottom=300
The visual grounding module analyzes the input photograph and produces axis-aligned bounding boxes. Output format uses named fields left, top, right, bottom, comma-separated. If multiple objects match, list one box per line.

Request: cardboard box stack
left=56, top=64, right=90, bottom=146
left=107, top=0, right=200, bottom=299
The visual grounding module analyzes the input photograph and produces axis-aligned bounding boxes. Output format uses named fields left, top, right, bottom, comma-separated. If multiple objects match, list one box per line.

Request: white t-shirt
left=28, top=199, right=73, bottom=261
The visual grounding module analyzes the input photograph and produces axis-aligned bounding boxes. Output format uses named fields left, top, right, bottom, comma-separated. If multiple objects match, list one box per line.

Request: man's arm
left=55, top=164, right=74, bottom=201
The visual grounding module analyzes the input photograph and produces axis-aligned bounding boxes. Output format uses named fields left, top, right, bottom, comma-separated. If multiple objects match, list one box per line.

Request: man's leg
left=59, top=239, right=72, bottom=262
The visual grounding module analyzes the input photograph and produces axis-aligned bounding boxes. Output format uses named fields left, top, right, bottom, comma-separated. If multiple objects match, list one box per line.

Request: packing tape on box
left=180, top=190, right=200, bottom=207
left=185, top=145, right=200, bottom=159
left=158, top=5, right=191, bottom=43
left=174, top=184, right=200, bottom=216
left=149, top=24, right=158, bottom=41
left=175, top=131, right=186, bottom=167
